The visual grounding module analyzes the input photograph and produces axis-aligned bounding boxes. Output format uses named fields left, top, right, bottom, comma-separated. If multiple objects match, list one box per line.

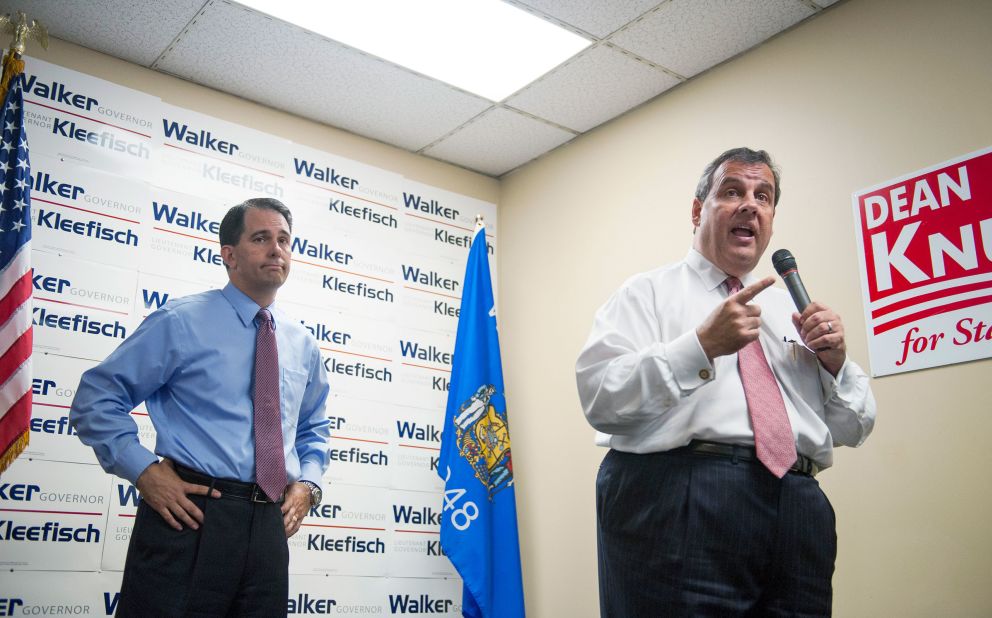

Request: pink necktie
left=726, top=277, right=797, bottom=478
left=254, top=308, right=287, bottom=501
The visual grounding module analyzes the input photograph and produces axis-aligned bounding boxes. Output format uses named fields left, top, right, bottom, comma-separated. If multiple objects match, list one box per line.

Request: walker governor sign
left=15, top=54, right=483, bottom=609
left=853, top=146, right=992, bottom=376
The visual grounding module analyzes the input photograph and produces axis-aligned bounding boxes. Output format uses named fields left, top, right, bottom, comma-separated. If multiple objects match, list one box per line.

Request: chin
left=720, top=254, right=755, bottom=274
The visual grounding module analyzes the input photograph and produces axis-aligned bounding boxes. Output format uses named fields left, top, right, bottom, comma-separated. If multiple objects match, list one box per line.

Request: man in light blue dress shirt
left=70, top=198, right=330, bottom=617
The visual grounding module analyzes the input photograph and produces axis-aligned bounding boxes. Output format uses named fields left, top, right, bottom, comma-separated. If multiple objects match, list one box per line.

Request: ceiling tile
left=506, top=0, right=662, bottom=38
left=7, top=0, right=833, bottom=175
left=5, top=0, right=206, bottom=66
left=506, top=43, right=680, bottom=132
left=154, top=1, right=494, bottom=151
left=422, top=108, right=576, bottom=176
left=610, top=0, right=815, bottom=77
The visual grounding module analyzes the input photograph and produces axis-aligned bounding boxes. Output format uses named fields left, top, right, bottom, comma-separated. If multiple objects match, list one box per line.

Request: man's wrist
left=299, top=480, right=322, bottom=507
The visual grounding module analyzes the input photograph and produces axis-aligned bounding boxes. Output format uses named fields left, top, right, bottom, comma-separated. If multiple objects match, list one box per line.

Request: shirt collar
left=221, top=282, right=279, bottom=329
left=685, top=247, right=758, bottom=292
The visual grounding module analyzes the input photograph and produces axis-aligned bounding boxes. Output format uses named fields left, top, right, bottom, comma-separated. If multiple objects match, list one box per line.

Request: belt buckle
left=250, top=485, right=269, bottom=503
left=796, top=455, right=818, bottom=477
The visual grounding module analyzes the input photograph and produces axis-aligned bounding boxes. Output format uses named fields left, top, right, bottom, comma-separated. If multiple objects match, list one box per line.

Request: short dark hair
left=219, top=198, right=293, bottom=247
left=694, top=147, right=781, bottom=206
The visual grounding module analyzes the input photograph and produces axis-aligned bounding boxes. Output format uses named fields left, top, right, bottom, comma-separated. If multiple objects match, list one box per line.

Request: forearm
left=293, top=352, right=331, bottom=483
left=69, top=367, right=157, bottom=483
left=577, top=329, right=713, bottom=435
left=294, top=407, right=330, bottom=483
left=69, top=308, right=178, bottom=483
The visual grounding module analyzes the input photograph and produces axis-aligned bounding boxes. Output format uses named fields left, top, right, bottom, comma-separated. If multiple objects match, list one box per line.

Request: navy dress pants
left=596, top=448, right=836, bottom=617
left=116, top=488, right=288, bottom=617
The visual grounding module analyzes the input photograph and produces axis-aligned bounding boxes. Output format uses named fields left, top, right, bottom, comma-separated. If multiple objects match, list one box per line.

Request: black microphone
left=772, top=249, right=811, bottom=311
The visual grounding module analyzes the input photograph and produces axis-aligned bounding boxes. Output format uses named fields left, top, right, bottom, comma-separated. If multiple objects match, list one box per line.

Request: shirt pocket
left=765, top=334, right=824, bottom=408
left=280, top=366, right=309, bottom=429
left=791, top=345, right=825, bottom=407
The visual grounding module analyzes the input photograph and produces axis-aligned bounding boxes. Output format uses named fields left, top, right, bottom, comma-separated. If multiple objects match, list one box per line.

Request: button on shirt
left=575, top=249, right=876, bottom=469
left=70, top=282, right=331, bottom=485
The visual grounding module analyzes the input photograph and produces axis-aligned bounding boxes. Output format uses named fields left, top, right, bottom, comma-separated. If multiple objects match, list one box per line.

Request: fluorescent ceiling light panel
left=236, top=0, right=591, bottom=101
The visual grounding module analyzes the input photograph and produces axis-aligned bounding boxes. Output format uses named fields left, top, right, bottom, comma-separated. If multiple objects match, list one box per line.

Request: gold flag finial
left=1, top=11, right=49, bottom=56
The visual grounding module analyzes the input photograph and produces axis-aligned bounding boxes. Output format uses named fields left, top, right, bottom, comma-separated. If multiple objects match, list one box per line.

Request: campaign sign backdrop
left=387, top=488, right=456, bottom=578
left=141, top=186, right=234, bottom=288
left=101, top=478, right=139, bottom=571
left=25, top=352, right=98, bottom=465
left=23, top=56, right=159, bottom=180
left=9, top=55, right=502, bottom=608
left=390, top=404, right=445, bottom=493
left=0, top=458, right=109, bottom=571
left=0, top=570, right=122, bottom=618
left=287, top=142, right=405, bottom=241
left=132, top=272, right=218, bottom=321
left=853, top=146, right=992, bottom=375
left=31, top=250, right=137, bottom=362
left=30, top=153, right=147, bottom=268
left=289, top=483, right=390, bottom=576
left=287, top=574, right=372, bottom=617
left=157, top=103, right=292, bottom=202
left=381, top=577, right=463, bottom=617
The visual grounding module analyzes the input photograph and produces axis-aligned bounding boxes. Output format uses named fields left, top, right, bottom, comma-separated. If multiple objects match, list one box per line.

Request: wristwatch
left=300, top=480, right=322, bottom=507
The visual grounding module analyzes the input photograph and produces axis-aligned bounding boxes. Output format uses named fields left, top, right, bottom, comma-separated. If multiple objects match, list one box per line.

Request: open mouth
left=731, top=225, right=755, bottom=238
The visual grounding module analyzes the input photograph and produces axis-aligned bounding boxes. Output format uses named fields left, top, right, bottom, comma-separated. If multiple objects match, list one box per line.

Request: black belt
left=676, top=440, right=819, bottom=477
left=174, top=463, right=284, bottom=503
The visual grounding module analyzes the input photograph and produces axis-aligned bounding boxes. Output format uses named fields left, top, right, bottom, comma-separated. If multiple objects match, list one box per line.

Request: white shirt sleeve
left=575, top=282, right=714, bottom=436
left=575, top=253, right=877, bottom=466
left=819, top=359, right=876, bottom=447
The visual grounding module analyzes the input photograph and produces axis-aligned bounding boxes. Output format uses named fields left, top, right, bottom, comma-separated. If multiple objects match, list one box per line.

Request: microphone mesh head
left=772, top=249, right=797, bottom=275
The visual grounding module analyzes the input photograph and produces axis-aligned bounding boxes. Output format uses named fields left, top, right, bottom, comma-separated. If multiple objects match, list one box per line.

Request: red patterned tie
left=254, top=308, right=287, bottom=501
left=726, top=277, right=797, bottom=478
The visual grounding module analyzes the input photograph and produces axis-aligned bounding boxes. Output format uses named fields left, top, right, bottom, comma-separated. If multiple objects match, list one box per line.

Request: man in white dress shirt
left=576, top=147, right=876, bottom=617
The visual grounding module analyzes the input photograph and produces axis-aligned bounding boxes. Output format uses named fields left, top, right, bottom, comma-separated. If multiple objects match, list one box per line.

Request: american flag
left=0, top=72, right=33, bottom=474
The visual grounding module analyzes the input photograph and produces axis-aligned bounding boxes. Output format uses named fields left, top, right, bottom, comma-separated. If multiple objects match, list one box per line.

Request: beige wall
left=30, top=0, right=992, bottom=614
left=500, top=0, right=992, bottom=616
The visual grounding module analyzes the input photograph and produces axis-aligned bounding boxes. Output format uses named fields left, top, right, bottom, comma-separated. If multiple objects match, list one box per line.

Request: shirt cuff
left=298, top=459, right=325, bottom=485
left=668, top=329, right=715, bottom=391
left=118, top=443, right=159, bottom=485
left=820, top=357, right=860, bottom=401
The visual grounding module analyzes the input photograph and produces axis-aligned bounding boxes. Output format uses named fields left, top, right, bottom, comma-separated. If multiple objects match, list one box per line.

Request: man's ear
left=691, top=198, right=702, bottom=229
left=220, top=245, right=234, bottom=270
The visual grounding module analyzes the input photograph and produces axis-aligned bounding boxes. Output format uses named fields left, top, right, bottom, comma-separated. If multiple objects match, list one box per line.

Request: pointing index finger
left=734, top=276, right=775, bottom=303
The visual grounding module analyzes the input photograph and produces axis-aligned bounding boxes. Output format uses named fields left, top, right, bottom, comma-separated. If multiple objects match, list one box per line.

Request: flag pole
left=0, top=12, right=47, bottom=97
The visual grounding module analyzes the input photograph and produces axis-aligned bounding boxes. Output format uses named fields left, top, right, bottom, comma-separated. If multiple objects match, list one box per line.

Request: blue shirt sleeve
left=294, top=343, right=331, bottom=484
left=69, top=307, right=185, bottom=484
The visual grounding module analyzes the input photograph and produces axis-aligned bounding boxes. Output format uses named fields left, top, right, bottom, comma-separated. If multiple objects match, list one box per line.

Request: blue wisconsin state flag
left=438, top=220, right=525, bottom=618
